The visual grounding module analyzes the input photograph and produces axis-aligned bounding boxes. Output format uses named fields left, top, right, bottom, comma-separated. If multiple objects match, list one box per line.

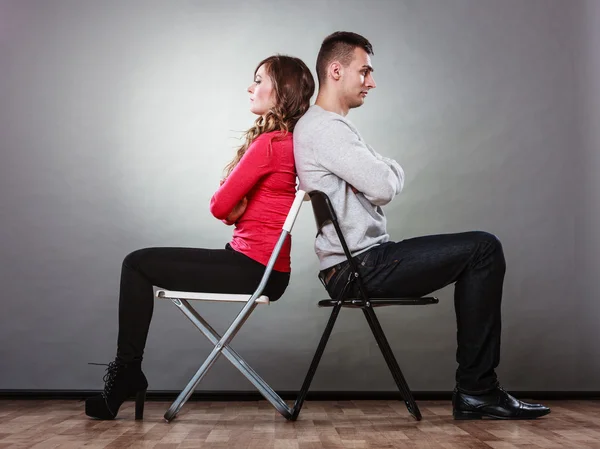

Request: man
left=293, top=31, right=550, bottom=420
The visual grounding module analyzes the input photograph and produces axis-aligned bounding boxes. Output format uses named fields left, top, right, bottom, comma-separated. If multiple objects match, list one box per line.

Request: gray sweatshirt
left=294, top=105, right=405, bottom=270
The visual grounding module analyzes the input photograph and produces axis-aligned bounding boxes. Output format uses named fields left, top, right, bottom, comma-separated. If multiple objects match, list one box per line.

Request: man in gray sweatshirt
left=293, top=31, right=549, bottom=420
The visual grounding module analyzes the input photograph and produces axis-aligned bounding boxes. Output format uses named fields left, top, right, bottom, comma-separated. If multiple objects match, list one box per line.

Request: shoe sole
left=453, top=409, right=551, bottom=420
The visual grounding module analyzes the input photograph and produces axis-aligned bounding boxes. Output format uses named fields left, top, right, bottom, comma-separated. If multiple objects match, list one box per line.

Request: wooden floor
left=1, top=399, right=600, bottom=448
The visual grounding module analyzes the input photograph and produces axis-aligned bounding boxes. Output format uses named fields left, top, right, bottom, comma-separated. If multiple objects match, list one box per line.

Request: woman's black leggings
left=115, top=244, right=290, bottom=363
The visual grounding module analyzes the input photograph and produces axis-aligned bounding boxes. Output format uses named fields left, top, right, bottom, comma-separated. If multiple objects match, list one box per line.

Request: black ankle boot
left=85, top=360, right=148, bottom=420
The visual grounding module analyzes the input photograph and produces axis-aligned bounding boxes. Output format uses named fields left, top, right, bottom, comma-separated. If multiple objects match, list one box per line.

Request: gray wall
left=575, top=0, right=600, bottom=390
left=0, top=0, right=597, bottom=392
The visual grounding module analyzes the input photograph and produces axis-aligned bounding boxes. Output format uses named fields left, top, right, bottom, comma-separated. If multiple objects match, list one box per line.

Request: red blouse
left=209, top=131, right=296, bottom=272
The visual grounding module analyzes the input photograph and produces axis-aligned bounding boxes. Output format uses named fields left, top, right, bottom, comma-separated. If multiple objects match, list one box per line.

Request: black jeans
left=322, top=231, right=506, bottom=394
left=116, top=244, right=290, bottom=364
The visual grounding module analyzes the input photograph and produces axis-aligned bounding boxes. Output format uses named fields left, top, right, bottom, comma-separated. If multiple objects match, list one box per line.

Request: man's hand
left=226, top=197, right=248, bottom=223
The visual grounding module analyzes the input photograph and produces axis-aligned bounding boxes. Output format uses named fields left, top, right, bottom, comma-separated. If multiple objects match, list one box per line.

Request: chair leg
left=362, top=306, right=422, bottom=421
left=164, top=299, right=259, bottom=422
left=173, top=299, right=292, bottom=419
left=291, top=303, right=342, bottom=420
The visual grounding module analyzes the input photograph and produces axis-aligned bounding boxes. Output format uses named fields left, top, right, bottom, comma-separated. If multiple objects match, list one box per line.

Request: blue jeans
left=321, top=231, right=506, bottom=394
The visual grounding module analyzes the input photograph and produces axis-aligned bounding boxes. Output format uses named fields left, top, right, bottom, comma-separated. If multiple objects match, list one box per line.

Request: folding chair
left=291, top=190, right=439, bottom=421
left=156, top=190, right=307, bottom=422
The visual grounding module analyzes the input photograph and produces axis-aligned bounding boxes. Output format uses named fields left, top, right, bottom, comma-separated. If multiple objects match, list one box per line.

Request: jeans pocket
left=327, top=263, right=350, bottom=298
left=357, top=251, right=372, bottom=267
left=355, top=243, right=394, bottom=268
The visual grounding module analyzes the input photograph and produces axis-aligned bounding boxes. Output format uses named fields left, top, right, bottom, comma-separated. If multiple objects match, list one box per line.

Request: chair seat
left=318, top=297, right=438, bottom=308
left=156, top=289, right=270, bottom=304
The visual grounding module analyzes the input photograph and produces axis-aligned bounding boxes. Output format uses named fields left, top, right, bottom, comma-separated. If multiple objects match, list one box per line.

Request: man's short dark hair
left=316, top=31, right=374, bottom=85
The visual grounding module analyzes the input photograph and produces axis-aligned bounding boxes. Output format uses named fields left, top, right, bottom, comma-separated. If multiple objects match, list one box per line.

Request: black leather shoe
left=453, top=386, right=550, bottom=420
left=85, top=360, right=148, bottom=420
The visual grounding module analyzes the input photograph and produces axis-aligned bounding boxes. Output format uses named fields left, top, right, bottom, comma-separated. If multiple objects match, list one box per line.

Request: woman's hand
left=218, top=178, right=247, bottom=224
left=226, top=197, right=248, bottom=223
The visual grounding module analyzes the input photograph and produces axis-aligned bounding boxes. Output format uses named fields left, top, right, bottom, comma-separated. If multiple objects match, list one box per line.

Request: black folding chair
left=291, top=190, right=439, bottom=421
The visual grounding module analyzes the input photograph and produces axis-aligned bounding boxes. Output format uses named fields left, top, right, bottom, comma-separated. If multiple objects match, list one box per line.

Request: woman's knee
left=123, top=248, right=155, bottom=271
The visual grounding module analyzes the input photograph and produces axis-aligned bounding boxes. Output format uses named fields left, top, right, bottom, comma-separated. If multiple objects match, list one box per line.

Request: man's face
left=341, top=47, right=376, bottom=109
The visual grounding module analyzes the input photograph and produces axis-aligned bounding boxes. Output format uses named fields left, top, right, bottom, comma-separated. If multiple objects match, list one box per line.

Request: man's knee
left=472, top=231, right=506, bottom=270
left=475, top=231, right=502, bottom=248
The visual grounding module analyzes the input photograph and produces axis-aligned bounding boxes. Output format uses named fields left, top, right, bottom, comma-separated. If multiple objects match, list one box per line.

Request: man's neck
left=315, top=91, right=349, bottom=117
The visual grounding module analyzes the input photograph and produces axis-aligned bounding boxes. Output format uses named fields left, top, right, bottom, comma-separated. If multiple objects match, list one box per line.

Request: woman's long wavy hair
left=223, top=55, right=315, bottom=177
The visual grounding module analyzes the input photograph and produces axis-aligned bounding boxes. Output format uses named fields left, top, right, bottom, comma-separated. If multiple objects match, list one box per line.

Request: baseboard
left=1, top=390, right=599, bottom=401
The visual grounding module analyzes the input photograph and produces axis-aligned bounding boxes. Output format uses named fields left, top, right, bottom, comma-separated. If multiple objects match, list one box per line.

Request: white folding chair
left=156, top=190, right=306, bottom=422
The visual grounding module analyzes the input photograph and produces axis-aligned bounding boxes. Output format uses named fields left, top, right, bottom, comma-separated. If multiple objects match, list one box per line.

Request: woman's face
left=248, top=64, right=276, bottom=116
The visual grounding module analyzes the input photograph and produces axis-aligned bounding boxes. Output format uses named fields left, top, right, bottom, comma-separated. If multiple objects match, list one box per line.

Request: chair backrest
left=308, top=191, right=366, bottom=295
left=251, top=189, right=307, bottom=300
left=283, top=190, right=308, bottom=233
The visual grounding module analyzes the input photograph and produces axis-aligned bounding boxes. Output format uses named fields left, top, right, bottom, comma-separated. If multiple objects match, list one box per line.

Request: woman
left=85, top=55, right=315, bottom=420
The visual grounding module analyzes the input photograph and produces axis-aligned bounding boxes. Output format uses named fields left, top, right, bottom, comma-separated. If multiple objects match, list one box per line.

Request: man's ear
left=329, top=61, right=342, bottom=81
